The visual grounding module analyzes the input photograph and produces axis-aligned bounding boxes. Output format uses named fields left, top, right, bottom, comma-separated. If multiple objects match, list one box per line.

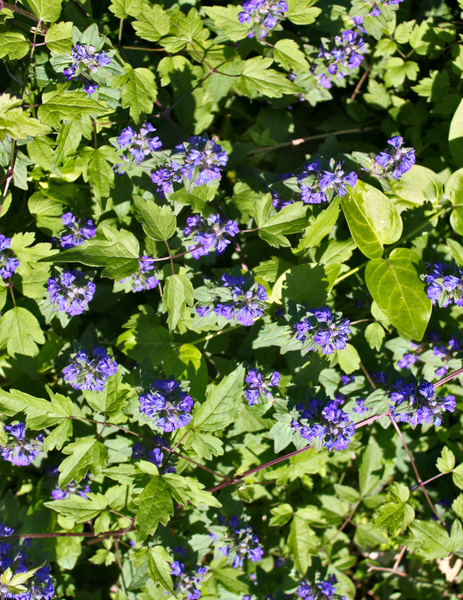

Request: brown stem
left=434, top=366, right=463, bottom=388
left=350, top=64, right=372, bottom=102
left=367, top=564, right=409, bottom=578
left=69, top=0, right=88, bottom=17
left=164, top=240, right=175, bottom=276
left=388, top=413, right=445, bottom=525
left=360, top=361, right=376, bottom=390
left=412, top=471, right=447, bottom=491
left=326, top=498, right=362, bottom=545
left=121, top=45, right=165, bottom=52
left=393, top=545, right=407, bottom=571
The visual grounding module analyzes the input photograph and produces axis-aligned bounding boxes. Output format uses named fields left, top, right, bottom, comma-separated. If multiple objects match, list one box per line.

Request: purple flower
left=131, top=437, right=176, bottom=473
left=316, top=29, right=365, bottom=87
left=120, top=256, right=159, bottom=292
left=1, top=423, right=43, bottom=466
left=370, top=136, right=415, bottom=180
left=319, top=162, right=358, bottom=198
left=0, top=235, right=19, bottom=279
left=353, top=398, right=371, bottom=416
left=214, top=518, right=264, bottom=568
left=51, top=474, right=91, bottom=500
left=116, top=122, right=162, bottom=164
left=184, top=214, right=239, bottom=259
left=341, top=374, right=354, bottom=385
left=297, top=574, right=344, bottom=600
left=60, top=212, right=96, bottom=249
left=171, top=560, right=206, bottom=599
left=294, top=307, right=351, bottom=355
left=245, top=368, right=280, bottom=406
left=424, top=262, right=463, bottom=308
left=238, top=0, right=288, bottom=39
left=139, top=379, right=194, bottom=432
left=63, top=43, right=111, bottom=80
left=48, top=269, right=95, bottom=316
left=297, top=160, right=357, bottom=204
left=84, top=80, right=99, bottom=94
left=63, top=346, right=118, bottom=391
left=292, top=399, right=355, bottom=451
left=151, top=163, right=183, bottom=196
left=175, top=136, right=228, bottom=186
left=398, top=353, right=419, bottom=370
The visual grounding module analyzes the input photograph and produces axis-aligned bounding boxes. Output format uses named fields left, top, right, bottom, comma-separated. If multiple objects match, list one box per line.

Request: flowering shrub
left=2, top=0, right=463, bottom=598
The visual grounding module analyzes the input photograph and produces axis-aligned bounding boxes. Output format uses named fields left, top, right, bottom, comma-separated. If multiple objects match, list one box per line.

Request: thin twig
left=360, top=362, right=376, bottom=390
left=393, top=545, right=407, bottom=571
left=434, top=366, right=463, bottom=388
left=69, top=0, right=88, bottom=17
left=164, top=240, right=175, bottom=276
left=350, top=64, right=372, bottom=102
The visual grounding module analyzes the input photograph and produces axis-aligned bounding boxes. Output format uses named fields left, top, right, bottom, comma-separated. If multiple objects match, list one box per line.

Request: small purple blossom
left=369, top=136, right=415, bottom=180
left=131, top=437, right=177, bottom=474
left=84, top=80, right=99, bottom=94
left=60, top=212, right=96, bottom=249
left=214, top=517, right=264, bottom=568
left=294, top=307, right=351, bottom=355
left=353, top=398, right=371, bottom=417
left=116, top=123, right=162, bottom=164
left=47, top=269, right=95, bottom=316
left=1, top=423, right=43, bottom=466
left=151, top=162, right=183, bottom=196
left=183, top=214, right=239, bottom=259
left=245, top=368, right=280, bottom=406
left=292, top=399, right=355, bottom=451
left=296, top=160, right=357, bottom=205
left=63, top=43, right=111, bottom=80
left=120, top=256, right=159, bottom=292
left=51, top=474, right=91, bottom=500
left=424, top=262, right=463, bottom=308
left=171, top=560, right=206, bottom=600
left=175, top=136, right=228, bottom=186
left=238, top=0, right=288, bottom=39
left=63, top=346, right=118, bottom=391
left=297, top=574, right=345, bottom=600
left=0, top=235, right=19, bottom=279
left=139, top=379, right=194, bottom=432
left=316, top=30, right=365, bottom=87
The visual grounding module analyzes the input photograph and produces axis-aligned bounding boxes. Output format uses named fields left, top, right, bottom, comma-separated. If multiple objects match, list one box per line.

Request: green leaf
left=274, top=39, right=310, bottom=72
left=288, top=515, right=318, bottom=574
left=384, top=58, right=419, bottom=87
left=44, top=493, right=107, bottom=523
left=342, top=180, right=402, bottom=259
left=162, top=275, right=195, bottom=331
left=131, top=4, right=170, bottom=41
left=365, top=322, right=385, bottom=351
left=374, top=482, right=415, bottom=535
left=193, top=364, right=245, bottom=431
left=164, top=474, right=222, bottom=509
left=109, top=0, right=143, bottom=19
left=270, top=503, right=293, bottom=526
left=84, top=371, right=128, bottom=417
left=0, top=94, right=51, bottom=141
left=45, top=419, right=73, bottom=452
left=11, top=232, right=58, bottom=298
left=437, top=447, right=456, bottom=474
left=59, top=437, right=108, bottom=487
left=453, top=495, right=463, bottom=519
left=453, top=463, right=463, bottom=489
left=163, top=343, right=208, bottom=400
left=359, top=437, right=383, bottom=496
left=390, top=165, right=443, bottom=206
left=445, top=168, right=463, bottom=235
left=117, top=318, right=173, bottom=366
left=337, top=344, right=361, bottom=374
left=38, top=87, right=108, bottom=125
left=365, top=248, right=431, bottom=341
left=148, top=547, right=173, bottom=594
left=295, top=197, right=340, bottom=252
left=259, top=202, right=308, bottom=248
left=236, top=57, right=301, bottom=99
left=450, top=99, right=463, bottom=169
left=24, top=387, right=74, bottom=429
left=22, top=0, right=63, bottom=22
left=48, top=224, right=140, bottom=280
left=85, top=148, right=115, bottom=201
left=185, top=430, right=224, bottom=460
left=0, top=307, right=45, bottom=357
left=113, top=68, right=158, bottom=123
left=133, top=197, right=176, bottom=241
left=286, top=0, right=321, bottom=24
left=135, top=476, right=174, bottom=542
left=272, top=263, right=339, bottom=307
left=406, top=520, right=451, bottom=560
left=45, top=21, right=73, bottom=54
left=202, top=6, right=250, bottom=41
left=0, top=31, right=29, bottom=60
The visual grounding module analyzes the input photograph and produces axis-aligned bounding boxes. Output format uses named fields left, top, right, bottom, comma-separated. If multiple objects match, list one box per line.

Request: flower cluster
left=196, top=273, right=267, bottom=327
left=292, top=399, right=356, bottom=451
left=0, top=235, right=19, bottom=279
left=171, top=550, right=206, bottom=600
left=424, top=262, right=463, bottom=308
left=63, top=44, right=110, bottom=81
left=139, top=379, right=194, bottom=432
left=51, top=473, right=91, bottom=501
left=183, top=214, right=239, bottom=259
left=368, top=136, right=415, bottom=180
left=297, top=574, right=345, bottom=600
left=63, top=346, right=118, bottom=391
left=316, top=30, right=365, bottom=89
left=131, top=436, right=177, bottom=474
left=363, top=0, right=404, bottom=17
left=0, top=526, right=55, bottom=600
left=294, top=307, right=351, bottom=355
left=47, top=269, right=95, bottom=316
left=212, top=517, right=264, bottom=568
left=176, top=136, right=228, bottom=186
left=388, top=379, right=456, bottom=427
left=397, top=342, right=421, bottom=370
left=429, top=332, right=463, bottom=378
left=121, top=257, right=159, bottom=292
left=60, top=212, right=96, bottom=249
left=116, top=123, right=162, bottom=165
left=238, top=0, right=288, bottom=39
left=245, top=368, right=280, bottom=406
left=0, top=423, right=43, bottom=467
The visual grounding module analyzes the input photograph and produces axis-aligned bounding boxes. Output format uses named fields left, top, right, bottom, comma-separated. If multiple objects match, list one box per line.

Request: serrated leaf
left=45, top=21, right=73, bottom=54
left=38, top=88, right=108, bottom=125
left=274, top=39, right=310, bottom=71
left=136, top=476, right=174, bottom=542
left=437, top=447, right=456, bottom=474
left=162, top=275, right=195, bottom=331
left=0, top=31, right=29, bottom=60
left=236, top=56, right=301, bottom=99
left=44, top=493, right=107, bottom=523
left=132, top=4, right=171, bottom=41
left=148, top=547, right=173, bottom=594
left=406, top=520, right=451, bottom=560
left=133, top=197, right=176, bottom=241
left=0, top=307, right=45, bottom=357
left=22, top=0, right=63, bottom=22
left=84, top=371, right=128, bottom=417
left=59, top=437, right=108, bottom=487
left=288, top=515, right=318, bottom=574
left=117, top=319, right=173, bottom=366
left=295, top=197, right=341, bottom=252
left=453, top=464, right=463, bottom=489
left=384, top=58, right=419, bottom=88
left=365, top=322, right=385, bottom=351
left=365, top=248, right=431, bottom=341
left=45, top=419, right=73, bottom=452
left=374, top=482, right=415, bottom=535
left=0, top=94, right=51, bottom=141
left=109, top=0, right=143, bottom=19
left=286, top=0, right=321, bottom=24
left=113, top=68, right=158, bottom=123
left=270, top=503, right=293, bottom=526
left=193, top=364, right=245, bottom=431
left=202, top=5, right=250, bottom=41
left=337, top=344, right=361, bottom=374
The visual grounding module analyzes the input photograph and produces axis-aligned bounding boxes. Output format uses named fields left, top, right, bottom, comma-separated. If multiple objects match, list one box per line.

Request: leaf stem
left=434, top=366, right=463, bottom=388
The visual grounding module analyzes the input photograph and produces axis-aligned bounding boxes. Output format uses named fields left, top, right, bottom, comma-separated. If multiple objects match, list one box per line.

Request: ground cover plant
left=3, top=0, right=463, bottom=598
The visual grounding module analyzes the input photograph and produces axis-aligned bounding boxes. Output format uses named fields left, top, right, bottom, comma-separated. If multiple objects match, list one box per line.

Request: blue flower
left=214, top=517, right=264, bottom=568
left=316, top=30, right=365, bottom=87
left=292, top=399, right=355, bottom=451
left=297, top=160, right=357, bottom=204
left=60, top=212, right=96, bottom=249
left=48, top=269, right=96, bottom=316
left=63, top=43, right=111, bottom=80
left=353, top=398, right=371, bottom=416
left=84, top=80, right=99, bottom=94
left=294, top=307, right=351, bottom=355
left=131, top=437, right=177, bottom=473
left=0, top=235, right=19, bottom=279
left=63, top=346, right=118, bottom=391
left=151, top=163, right=183, bottom=196
left=424, top=261, right=463, bottom=308
left=120, top=257, right=159, bottom=292
left=116, top=122, right=162, bottom=164
left=0, top=423, right=43, bottom=467
left=297, top=574, right=345, bottom=600
left=51, top=473, right=91, bottom=500
left=183, top=214, right=239, bottom=259
left=238, top=0, right=288, bottom=39
left=245, top=368, right=280, bottom=406
left=341, top=374, right=354, bottom=385
left=175, top=136, right=228, bottom=186
left=370, top=136, right=415, bottom=180
left=139, top=379, right=194, bottom=432
left=171, top=560, right=206, bottom=600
